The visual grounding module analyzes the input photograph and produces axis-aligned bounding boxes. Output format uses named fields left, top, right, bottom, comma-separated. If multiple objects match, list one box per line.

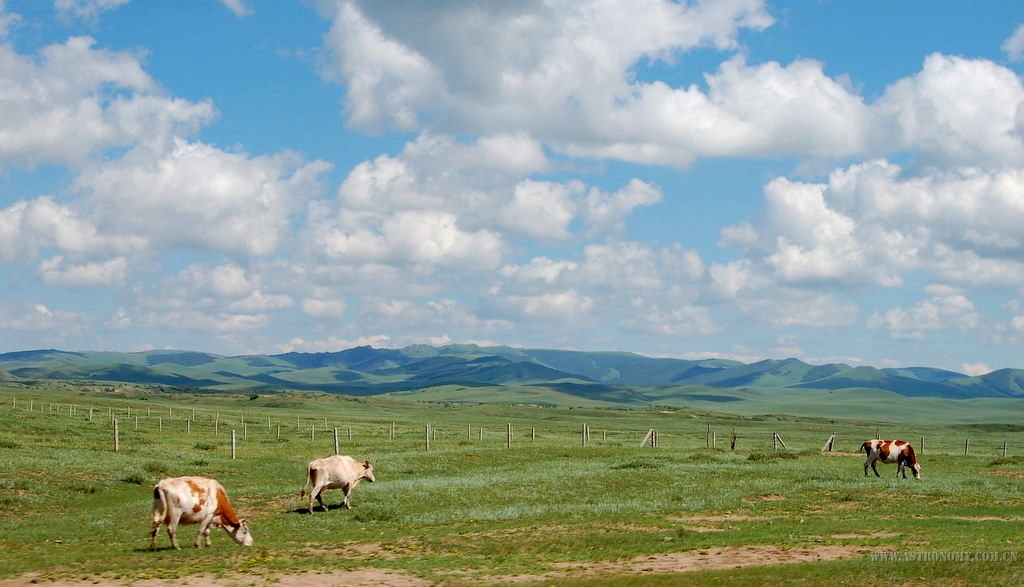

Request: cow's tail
left=860, top=441, right=871, bottom=456
left=152, top=483, right=169, bottom=523
left=299, top=466, right=312, bottom=499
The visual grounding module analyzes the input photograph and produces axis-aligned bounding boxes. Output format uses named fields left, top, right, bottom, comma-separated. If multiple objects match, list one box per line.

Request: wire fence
left=5, top=396, right=1022, bottom=462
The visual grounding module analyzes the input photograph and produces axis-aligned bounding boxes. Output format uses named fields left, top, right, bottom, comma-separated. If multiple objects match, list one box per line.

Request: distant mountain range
left=2, top=345, right=1023, bottom=404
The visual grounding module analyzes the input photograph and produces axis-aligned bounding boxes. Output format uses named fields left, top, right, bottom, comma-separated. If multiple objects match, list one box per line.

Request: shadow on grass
left=288, top=502, right=354, bottom=515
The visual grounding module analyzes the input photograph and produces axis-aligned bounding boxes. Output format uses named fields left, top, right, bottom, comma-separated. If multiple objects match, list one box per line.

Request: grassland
left=0, top=380, right=1022, bottom=585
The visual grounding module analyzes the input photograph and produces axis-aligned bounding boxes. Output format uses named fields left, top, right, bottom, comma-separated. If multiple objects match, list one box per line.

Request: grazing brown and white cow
left=862, top=439, right=921, bottom=479
left=300, top=455, right=375, bottom=513
left=150, top=476, right=253, bottom=550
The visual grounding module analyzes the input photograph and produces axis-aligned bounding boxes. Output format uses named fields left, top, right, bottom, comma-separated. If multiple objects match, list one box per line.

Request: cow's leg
left=864, top=459, right=870, bottom=477
left=196, top=523, right=210, bottom=548
left=149, top=520, right=162, bottom=551
left=870, top=460, right=881, bottom=477
left=305, top=469, right=317, bottom=513
left=341, top=483, right=352, bottom=509
left=166, top=514, right=182, bottom=550
left=897, top=463, right=906, bottom=479
left=312, top=480, right=329, bottom=511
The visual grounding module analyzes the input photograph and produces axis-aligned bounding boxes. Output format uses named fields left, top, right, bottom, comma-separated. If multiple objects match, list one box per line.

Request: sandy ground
left=0, top=543, right=866, bottom=586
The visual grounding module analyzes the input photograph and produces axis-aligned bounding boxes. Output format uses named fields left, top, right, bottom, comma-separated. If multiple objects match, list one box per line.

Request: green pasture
left=0, top=381, right=1022, bottom=585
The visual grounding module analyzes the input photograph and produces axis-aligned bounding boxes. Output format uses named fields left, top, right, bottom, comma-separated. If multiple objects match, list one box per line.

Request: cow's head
left=910, top=463, right=922, bottom=479
left=226, top=519, right=254, bottom=547
left=363, top=460, right=375, bottom=483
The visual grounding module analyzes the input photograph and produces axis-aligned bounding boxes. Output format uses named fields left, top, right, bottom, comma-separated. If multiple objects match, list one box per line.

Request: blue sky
left=2, top=1, right=1024, bottom=374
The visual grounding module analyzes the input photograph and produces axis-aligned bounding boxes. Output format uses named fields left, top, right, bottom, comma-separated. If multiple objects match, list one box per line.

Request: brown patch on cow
left=185, top=479, right=207, bottom=513
left=184, top=479, right=204, bottom=498
left=214, top=487, right=242, bottom=527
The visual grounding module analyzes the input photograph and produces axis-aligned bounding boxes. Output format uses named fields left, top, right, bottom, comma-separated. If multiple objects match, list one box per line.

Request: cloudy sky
left=2, top=0, right=1023, bottom=374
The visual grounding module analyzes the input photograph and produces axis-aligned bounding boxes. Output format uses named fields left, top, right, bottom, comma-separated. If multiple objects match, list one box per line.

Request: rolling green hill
left=1, top=346, right=1022, bottom=411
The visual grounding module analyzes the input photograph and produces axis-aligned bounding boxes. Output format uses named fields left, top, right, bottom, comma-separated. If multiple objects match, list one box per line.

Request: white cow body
left=862, top=439, right=922, bottom=479
left=150, top=476, right=253, bottom=550
left=300, top=455, right=375, bottom=513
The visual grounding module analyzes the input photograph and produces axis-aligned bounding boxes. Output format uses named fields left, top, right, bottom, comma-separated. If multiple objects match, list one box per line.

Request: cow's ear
left=364, top=460, right=372, bottom=468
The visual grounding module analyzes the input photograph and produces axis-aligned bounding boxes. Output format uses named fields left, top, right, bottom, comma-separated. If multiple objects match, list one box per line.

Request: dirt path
left=481, top=544, right=864, bottom=583
left=1, top=544, right=865, bottom=586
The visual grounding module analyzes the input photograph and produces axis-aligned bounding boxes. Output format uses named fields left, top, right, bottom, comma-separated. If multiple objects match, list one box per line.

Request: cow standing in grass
left=301, top=455, right=375, bottom=513
left=862, top=439, right=921, bottom=479
left=150, top=476, right=253, bottom=550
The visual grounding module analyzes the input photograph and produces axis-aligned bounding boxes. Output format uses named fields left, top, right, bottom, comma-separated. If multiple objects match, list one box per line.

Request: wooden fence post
left=507, top=423, right=513, bottom=448
left=773, top=433, right=788, bottom=450
left=231, top=430, right=236, bottom=460
left=1003, top=440, right=1008, bottom=457
left=964, top=438, right=970, bottom=456
left=920, top=437, right=924, bottom=454
left=113, top=418, right=119, bottom=452
left=334, top=427, right=340, bottom=455
left=425, top=424, right=431, bottom=451
left=731, top=427, right=737, bottom=450
left=821, top=433, right=836, bottom=452
left=640, top=429, right=657, bottom=448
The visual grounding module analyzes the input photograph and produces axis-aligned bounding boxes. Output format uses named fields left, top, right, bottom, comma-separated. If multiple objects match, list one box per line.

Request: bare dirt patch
left=742, top=493, right=786, bottom=503
left=481, top=544, right=864, bottom=583
left=831, top=531, right=899, bottom=539
left=1, top=568, right=431, bottom=587
left=987, top=469, right=1024, bottom=479
left=668, top=513, right=770, bottom=523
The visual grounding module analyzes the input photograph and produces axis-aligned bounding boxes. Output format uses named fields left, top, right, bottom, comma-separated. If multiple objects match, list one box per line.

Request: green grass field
left=0, top=381, right=1022, bottom=585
